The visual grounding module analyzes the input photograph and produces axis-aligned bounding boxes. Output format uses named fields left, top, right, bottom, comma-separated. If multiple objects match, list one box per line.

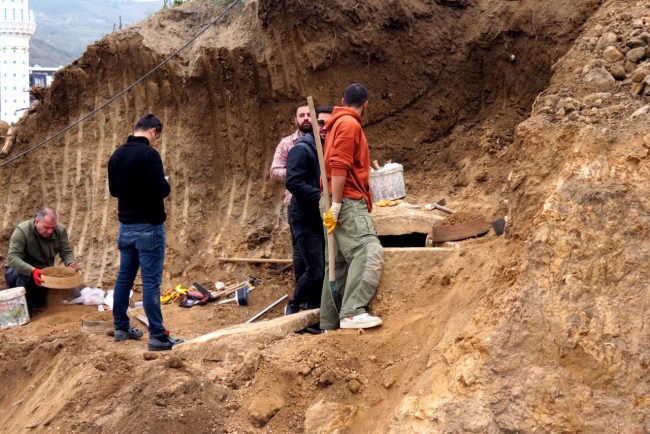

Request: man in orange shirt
left=320, top=83, right=384, bottom=330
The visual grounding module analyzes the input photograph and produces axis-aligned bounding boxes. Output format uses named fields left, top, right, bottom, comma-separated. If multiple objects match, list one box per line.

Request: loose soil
left=431, top=211, right=483, bottom=227
left=3, top=0, right=646, bottom=432
left=41, top=266, right=76, bottom=278
left=82, top=310, right=114, bottom=322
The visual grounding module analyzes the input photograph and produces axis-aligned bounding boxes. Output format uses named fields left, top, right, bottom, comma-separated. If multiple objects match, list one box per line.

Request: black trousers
left=4, top=268, right=47, bottom=311
left=289, top=215, right=325, bottom=310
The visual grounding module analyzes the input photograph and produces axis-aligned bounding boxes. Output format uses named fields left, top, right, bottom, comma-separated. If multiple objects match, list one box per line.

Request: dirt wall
left=0, top=0, right=598, bottom=288
left=2, top=0, right=635, bottom=432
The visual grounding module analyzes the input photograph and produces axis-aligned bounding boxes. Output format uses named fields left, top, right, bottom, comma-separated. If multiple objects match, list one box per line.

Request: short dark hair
left=134, top=113, right=163, bottom=133
left=316, top=105, right=334, bottom=116
left=295, top=101, right=309, bottom=115
left=343, top=83, right=368, bottom=108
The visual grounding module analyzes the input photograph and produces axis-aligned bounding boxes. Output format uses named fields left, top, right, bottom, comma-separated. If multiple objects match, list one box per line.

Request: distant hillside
left=29, top=0, right=160, bottom=67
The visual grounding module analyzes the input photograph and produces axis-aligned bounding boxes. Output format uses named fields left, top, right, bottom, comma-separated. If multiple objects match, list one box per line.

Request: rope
left=0, top=0, right=241, bottom=169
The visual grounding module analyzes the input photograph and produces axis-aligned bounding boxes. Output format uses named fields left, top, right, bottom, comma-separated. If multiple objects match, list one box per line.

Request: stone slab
left=383, top=247, right=458, bottom=260
left=372, top=202, right=445, bottom=236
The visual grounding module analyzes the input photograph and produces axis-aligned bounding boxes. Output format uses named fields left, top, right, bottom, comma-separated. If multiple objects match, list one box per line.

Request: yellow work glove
left=375, top=199, right=401, bottom=207
left=160, top=284, right=188, bottom=304
left=322, top=202, right=342, bottom=235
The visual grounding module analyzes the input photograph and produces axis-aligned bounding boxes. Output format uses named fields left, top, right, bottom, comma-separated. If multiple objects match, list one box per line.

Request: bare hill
left=3, top=0, right=650, bottom=432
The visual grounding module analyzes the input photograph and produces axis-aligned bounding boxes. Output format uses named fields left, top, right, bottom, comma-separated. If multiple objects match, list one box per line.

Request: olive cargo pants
left=319, top=197, right=384, bottom=330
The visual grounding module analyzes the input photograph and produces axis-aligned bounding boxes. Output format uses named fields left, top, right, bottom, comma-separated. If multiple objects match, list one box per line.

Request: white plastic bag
left=104, top=290, right=114, bottom=309
left=64, top=287, right=105, bottom=305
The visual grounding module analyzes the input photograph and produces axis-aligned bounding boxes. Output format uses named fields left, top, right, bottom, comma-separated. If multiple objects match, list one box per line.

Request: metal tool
left=245, top=294, right=289, bottom=323
left=425, top=198, right=455, bottom=214
left=218, top=286, right=252, bottom=306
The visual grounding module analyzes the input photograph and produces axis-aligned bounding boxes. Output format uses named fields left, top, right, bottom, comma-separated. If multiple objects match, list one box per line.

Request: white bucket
left=0, top=286, right=30, bottom=329
left=370, top=164, right=406, bottom=202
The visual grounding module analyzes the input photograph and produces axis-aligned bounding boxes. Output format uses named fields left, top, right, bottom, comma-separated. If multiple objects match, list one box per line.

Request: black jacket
left=286, top=133, right=322, bottom=233
left=108, top=136, right=170, bottom=225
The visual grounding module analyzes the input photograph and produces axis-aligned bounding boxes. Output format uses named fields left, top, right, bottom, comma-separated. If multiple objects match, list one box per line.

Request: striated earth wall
left=0, top=0, right=598, bottom=287
left=5, top=0, right=649, bottom=433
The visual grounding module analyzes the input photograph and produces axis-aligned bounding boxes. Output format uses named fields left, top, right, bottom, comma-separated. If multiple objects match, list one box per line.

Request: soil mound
left=4, top=0, right=646, bottom=432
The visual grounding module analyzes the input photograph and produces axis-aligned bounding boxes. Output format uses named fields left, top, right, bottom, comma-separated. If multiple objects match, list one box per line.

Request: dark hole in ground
left=378, top=233, right=428, bottom=248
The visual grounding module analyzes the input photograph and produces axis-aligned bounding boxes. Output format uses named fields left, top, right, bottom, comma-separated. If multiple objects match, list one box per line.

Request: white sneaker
left=340, top=313, right=383, bottom=329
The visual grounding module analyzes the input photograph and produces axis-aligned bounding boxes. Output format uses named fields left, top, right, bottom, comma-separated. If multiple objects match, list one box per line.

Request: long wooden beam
left=218, top=257, right=293, bottom=264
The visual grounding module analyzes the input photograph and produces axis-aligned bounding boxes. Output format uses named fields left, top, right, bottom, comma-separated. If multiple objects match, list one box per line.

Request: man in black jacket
left=285, top=106, right=332, bottom=315
left=107, top=114, right=182, bottom=351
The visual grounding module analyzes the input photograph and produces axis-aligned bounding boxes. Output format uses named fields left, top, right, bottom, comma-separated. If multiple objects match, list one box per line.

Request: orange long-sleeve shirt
left=324, top=107, right=372, bottom=212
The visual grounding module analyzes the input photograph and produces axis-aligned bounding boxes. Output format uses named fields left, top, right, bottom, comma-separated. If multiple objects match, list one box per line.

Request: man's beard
left=298, top=121, right=312, bottom=134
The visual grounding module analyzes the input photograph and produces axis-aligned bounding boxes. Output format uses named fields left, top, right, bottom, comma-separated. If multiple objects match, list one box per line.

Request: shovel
left=307, top=96, right=339, bottom=312
left=425, top=198, right=455, bottom=214
left=218, top=286, right=251, bottom=306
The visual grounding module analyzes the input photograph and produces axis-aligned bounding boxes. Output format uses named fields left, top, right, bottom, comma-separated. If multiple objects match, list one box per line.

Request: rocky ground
left=1, top=0, right=650, bottom=432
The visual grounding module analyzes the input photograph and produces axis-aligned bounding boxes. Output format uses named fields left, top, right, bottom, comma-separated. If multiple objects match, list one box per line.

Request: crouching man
left=5, top=208, right=80, bottom=314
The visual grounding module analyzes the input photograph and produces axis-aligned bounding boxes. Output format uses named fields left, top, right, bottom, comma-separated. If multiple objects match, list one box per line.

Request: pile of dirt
left=4, top=0, right=647, bottom=432
left=431, top=211, right=483, bottom=227
left=41, top=266, right=77, bottom=278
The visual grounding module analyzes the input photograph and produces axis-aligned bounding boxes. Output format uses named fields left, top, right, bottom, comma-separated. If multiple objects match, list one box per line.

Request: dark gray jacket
left=286, top=133, right=322, bottom=234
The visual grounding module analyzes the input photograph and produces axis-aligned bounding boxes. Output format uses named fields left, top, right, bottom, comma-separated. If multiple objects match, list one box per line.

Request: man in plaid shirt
left=270, top=101, right=312, bottom=205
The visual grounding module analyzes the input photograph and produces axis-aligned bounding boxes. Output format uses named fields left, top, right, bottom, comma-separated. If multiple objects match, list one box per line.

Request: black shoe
left=284, top=301, right=299, bottom=315
left=148, top=331, right=184, bottom=351
left=114, top=327, right=144, bottom=341
left=303, top=326, right=325, bottom=335
left=296, top=321, right=326, bottom=335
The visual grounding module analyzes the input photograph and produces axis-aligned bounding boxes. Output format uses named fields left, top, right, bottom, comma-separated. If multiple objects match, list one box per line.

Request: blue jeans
left=113, top=223, right=166, bottom=335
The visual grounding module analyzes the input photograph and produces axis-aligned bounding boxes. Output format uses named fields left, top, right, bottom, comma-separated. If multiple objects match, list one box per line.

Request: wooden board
left=218, top=257, right=292, bottom=264
left=430, top=218, right=491, bottom=242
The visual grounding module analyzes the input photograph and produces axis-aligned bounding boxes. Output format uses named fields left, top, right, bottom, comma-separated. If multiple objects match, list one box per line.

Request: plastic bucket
left=370, top=164, right=406, bottom=202
left=0, top=286, right=30, bottom=329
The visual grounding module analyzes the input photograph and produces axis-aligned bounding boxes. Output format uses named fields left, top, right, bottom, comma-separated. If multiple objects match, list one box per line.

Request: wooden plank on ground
left=218, top=257, right=293, bottom=264
left=174, top=309, right=319, bottom=354
left=382, top=247, right=457, bottom=253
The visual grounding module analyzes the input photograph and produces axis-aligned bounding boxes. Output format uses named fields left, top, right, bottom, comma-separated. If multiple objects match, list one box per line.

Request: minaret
left=0, top=0, right=35, bottom=123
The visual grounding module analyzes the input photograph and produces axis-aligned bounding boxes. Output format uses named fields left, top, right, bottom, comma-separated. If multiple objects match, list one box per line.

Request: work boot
left=296, top=321, right=325, bottom=335
left=303, top=326, right=326, bottom=335
left=114, top=327, right=144, bottom=341
left=148, top=330, right=184, bottom=351
left=284, top=301, right=300, bottom=316
left=340, top=313, right=383, bottom=329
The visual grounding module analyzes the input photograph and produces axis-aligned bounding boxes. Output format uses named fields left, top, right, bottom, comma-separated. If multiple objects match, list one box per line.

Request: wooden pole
left=217, top=258, right=293, bottom=264
left=307, top=96, right=336, bottom=288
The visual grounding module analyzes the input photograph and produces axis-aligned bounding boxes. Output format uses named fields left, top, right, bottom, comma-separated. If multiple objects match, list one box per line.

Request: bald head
left=35, top=208, right=57, bottom=238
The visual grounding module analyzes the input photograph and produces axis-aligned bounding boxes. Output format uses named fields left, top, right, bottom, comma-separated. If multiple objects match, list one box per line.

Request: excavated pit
left=0, top=0, right=624, bottom=432
left=0, top=0, right=598, bottom=288
left=378, top=233, right=427, bottom=248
